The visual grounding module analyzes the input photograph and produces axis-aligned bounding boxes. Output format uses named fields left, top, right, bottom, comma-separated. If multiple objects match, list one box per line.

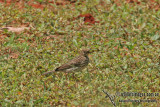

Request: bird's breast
left=80, top=57, right=89, bottom=67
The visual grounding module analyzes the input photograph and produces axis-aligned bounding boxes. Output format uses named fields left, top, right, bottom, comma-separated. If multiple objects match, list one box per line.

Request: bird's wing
left=55, top=56, right=85, bottom=71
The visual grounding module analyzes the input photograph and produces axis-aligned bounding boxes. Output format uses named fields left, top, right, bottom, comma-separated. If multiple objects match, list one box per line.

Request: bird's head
left=81, top=49, right=92, bottom=56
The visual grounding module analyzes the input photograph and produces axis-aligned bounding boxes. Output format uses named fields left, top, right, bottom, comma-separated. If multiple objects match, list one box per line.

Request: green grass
left=0, top=0, right=160, bottom=106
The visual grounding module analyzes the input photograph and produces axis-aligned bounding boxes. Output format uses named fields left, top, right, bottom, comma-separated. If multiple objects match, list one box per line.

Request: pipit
left=42, top=49, right=92, bottom=76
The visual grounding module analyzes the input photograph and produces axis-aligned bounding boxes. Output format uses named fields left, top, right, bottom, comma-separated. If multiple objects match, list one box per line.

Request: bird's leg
left=72, top=73, right=76, bottom=79
left=64, top=72, right=68, bottom=79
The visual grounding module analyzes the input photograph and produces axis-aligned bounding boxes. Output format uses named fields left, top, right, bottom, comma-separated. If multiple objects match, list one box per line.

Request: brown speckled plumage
left=42, top=49, right=92, bottom=75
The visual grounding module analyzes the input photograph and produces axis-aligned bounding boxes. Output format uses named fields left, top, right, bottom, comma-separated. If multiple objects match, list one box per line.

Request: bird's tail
left=42, top=70, right=55, bottom=76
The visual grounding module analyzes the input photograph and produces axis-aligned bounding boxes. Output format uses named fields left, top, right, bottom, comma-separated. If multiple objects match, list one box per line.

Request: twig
left=103, top=90, right=116, bottom=107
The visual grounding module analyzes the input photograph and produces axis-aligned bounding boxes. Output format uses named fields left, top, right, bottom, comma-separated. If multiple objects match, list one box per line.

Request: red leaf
left=77, top=13, right=99, bottom=24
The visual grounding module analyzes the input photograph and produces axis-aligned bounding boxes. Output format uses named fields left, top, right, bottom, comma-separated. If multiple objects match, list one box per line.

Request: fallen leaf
left=76, top=13, right=99, bottom=24
left=1, top=27, right=30, bottom=33
left=9, top=53, right=19, bottom=59
left=126, top=0, right=141, bottom=4
left=18, top=91, right=22, bottom=95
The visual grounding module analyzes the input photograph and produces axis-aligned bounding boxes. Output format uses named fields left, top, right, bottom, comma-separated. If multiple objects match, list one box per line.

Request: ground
left=0, top=0, right=160, bottom=106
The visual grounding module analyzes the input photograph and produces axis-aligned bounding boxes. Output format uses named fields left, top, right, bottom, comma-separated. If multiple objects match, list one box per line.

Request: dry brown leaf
left=1, top=27, right=30, bottom=33
left=9, top=53, right=19, bottom=59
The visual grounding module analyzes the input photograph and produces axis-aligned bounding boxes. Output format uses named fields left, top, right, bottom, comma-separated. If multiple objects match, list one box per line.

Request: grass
left=0, top=0, right=160, bottom=106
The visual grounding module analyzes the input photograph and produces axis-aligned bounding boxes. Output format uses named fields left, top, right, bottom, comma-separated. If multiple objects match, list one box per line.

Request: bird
left=42, top=49, right=92, bottom=76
